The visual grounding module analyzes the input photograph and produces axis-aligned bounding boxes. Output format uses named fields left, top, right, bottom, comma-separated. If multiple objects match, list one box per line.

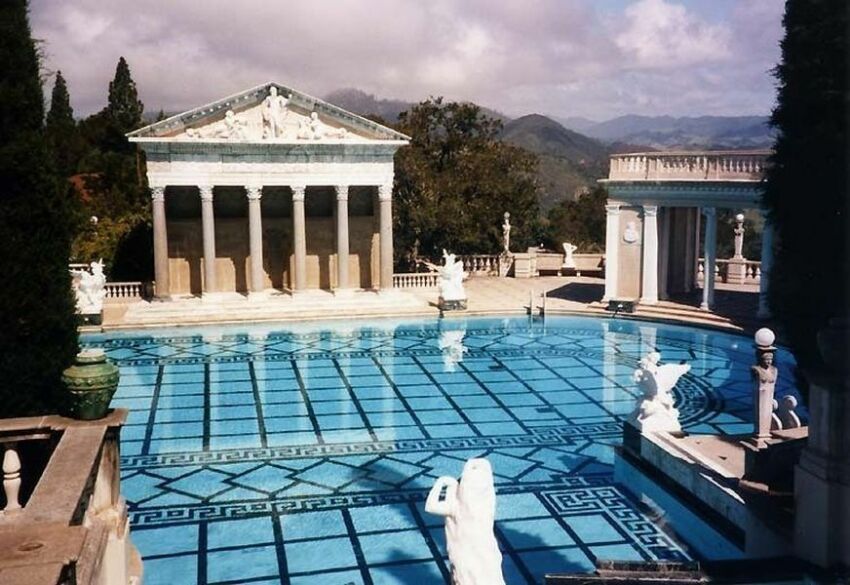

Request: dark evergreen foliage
left=46, top=71, right=83, bottom=178
left=108, top=56, right=144, bottom=135
left=394, top=98, right=541, bottom=268
left=762, top=0, right=848, bottom=369
left=0, top=0, right=79, bottom=416
left=545, top=187, right=608, bottom=252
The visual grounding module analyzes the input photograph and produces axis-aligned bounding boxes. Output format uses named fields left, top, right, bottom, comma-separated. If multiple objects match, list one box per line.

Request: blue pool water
left=82, top=316, right=799, bottom=585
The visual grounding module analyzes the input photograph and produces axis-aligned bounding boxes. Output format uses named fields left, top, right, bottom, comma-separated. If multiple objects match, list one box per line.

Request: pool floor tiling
left=85, top=316, right=801, bottom=585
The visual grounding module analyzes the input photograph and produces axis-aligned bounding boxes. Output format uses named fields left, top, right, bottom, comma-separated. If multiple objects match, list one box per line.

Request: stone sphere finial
left=735, top=213, right=745, bottom=223
left=754, top=327, right=776, bottom=350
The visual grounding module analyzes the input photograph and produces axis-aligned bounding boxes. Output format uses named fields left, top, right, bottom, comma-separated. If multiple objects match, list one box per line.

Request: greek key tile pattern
left=83, top=316, right=800, bottom=585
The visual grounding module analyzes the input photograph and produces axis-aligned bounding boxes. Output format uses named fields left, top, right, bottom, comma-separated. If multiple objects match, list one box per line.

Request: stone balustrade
left=393, top=272, right=440, bottom=289
left=460, top=255, right=500, bottom=276
left=608, top=151, right=770, bottom=182
left=0, top=412, right=141, bottom=585
left=104, top=281, right=152, bottom=301
left=698, top=258, right=761, bottom=285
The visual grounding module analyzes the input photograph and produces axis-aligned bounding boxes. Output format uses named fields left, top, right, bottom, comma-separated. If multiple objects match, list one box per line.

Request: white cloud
left=29, top=0, right=781, bottom=120
left=616, top=0, right=732, bottom=68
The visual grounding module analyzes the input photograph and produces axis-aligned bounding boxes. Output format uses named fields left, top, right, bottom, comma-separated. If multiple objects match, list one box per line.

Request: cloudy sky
left=31, top=0, right=785, bottom=121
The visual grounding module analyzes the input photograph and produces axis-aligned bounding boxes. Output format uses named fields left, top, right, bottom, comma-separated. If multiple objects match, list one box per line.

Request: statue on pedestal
left=733, top=213, right=746, bottom=259
left=751, top=328, right=778, bottom=446
left=629, top=352, right=691, bottom=433
left=562, top=242, right=577, bottom=269
left=71, top=260, right=107, bottom=317
left=501, top=212, right=511, bottom=254
left=425, top=458, right=505, bottom=585
left=423, top=250, right=467, bottom=310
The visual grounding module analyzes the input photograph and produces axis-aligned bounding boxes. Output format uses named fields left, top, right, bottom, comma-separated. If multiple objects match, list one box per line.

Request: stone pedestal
left=439, top=298, right=467, bottom=311
left=726, top=258, right=748, bottom=284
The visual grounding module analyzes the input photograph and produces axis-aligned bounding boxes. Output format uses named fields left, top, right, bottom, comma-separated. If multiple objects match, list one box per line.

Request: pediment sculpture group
left=185, top=87, right=350, bottom=141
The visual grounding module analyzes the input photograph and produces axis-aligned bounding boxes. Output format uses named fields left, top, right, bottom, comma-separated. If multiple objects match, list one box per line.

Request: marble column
left=700, top=207, right=717, bottom=311
left=246, top=186, right=264, bottom=295
left=757, top=217, right=774, bottom=318
left=199, top=185, right=217, bottom=294
left=658, top=207, right=671, bottom=301
left=603, top=204, right=621, bottom=302
left=335, top=185, right=350, bottom=291
left=640, top=205, right=659, bottom=305
left=378, top=183, right=394, bottom=290
left=151, top=187, right=169, bottom=299
left=291, top=185, right=307, bottom=292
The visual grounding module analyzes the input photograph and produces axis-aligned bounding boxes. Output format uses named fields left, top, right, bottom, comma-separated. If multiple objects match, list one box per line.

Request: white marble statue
left=424, top=250, right=467, bottom=305
left=71, top=260, right=107, bottom=314
left=262, top=87, right=289, bottom=138
left=501, top=212, right=511, bottom=254
left=439, top=328, right=468, bottom=372
left=562, top=242, right=578, bottom=269
left=425, top=458, right=505, bottom=585
left=630, top=352, right=691, bottom=433
left=751, top=328, right=778, bottom=445
left=733, top=213, right=746, bottom=259
left=221, top=110, right=247, bottom=140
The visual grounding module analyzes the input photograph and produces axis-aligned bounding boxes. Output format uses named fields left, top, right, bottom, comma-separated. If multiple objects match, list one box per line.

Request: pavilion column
left=658, top=207, right=671, bottom=301
left=335, top=185, right=350, bottom=291
left=291, top=185, right=307, bottom=292
left=757, top=216, right=774, bottom=318
left=151, top=186, right=169, bottom=299
left=700, top=207, right=717, bottom=311
left=378, top=182, right=394, bottom=290
left=603, top=203, right=621, bottom=302
left=640, top=205, right=659, bottom=305
left=199, top=185, right=217, bottom=294
left=246, top=185, right=264, bottom=295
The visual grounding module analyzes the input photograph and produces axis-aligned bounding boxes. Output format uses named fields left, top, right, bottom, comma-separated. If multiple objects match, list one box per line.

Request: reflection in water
left=439, top=326, right=468, bottom=372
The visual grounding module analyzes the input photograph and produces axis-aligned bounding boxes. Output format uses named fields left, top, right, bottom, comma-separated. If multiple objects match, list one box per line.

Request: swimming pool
left=83, top=316, right=799, bottom=585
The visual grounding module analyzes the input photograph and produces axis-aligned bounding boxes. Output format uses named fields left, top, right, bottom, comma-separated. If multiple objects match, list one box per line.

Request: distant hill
left=500, top=114, right=610, bottom=210
left=324, top=88, right=413, bottom=123
left=559, top=114, right=774, bottom=150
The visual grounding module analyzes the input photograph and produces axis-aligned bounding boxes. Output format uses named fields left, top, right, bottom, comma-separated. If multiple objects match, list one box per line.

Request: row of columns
left=150, top=184, right=394, bottom=298
left=603, top=203, right=774, bottom=315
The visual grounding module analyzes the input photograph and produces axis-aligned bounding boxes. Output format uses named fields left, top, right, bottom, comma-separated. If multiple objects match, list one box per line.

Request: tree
left=762, top=0, right=848, bottom=370
left=107, top=56, right=143, bottom=134
left=545, top=186, right=607, bottom=252
left=394, top=98, right=541, bottom=268
left=0, top=0, right=79, bottom=416
left=46, top=70, right=82, bottom=178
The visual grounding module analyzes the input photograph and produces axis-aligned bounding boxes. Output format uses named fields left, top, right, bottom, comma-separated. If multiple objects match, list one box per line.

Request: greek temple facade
left=128, top=82, right=409, bottom=299
left=599, top=151, right=773, bottom=315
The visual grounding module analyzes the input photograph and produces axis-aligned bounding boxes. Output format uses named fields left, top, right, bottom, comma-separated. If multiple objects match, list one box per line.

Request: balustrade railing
left=608, top=151, right=770, bottom=182
left=460, top=255, right=500, bottom=276
left=393, top=272, right=439, bottom=289
left=104, top=281, right=150, bottom=300
left=697, top=258, right=761, bottom=285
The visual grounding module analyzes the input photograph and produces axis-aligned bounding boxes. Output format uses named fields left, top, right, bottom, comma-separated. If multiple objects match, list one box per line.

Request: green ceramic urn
left=62, top=349, right=120, bottom=420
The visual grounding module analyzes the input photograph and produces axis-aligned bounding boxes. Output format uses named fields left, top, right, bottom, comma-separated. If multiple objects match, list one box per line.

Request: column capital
left=246, top=186, right=263, bottom=201
left=643, top=205, right=658, bottom=217
left=151, top=186, right=165, bottom=202
left=605, top=204, right=621, bottom=215
left=378, top=183, right=393, bottom=201
left=199, top=185, right=214, bottom=202
left=335, top=185, right=349, bottom=201
left=291, top=185, right=306, bottom=202
left=702, top=206, right=716, bottom=217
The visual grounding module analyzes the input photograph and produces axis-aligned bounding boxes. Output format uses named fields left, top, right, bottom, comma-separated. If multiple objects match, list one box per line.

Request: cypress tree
left=107, top=57, right=144, bottom=134
left=762, top=0, right=848, bottom=370
left=0, top=0, right=79, bottom=416
left=46, top=71, right=80, bottom=178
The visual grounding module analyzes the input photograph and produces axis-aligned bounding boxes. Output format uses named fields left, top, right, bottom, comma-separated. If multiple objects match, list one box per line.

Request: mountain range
left=323, top=88, right=775, bottom=210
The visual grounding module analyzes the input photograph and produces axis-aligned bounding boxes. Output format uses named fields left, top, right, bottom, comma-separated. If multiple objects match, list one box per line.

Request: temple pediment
left=128, top=82, right=409, bottom=144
